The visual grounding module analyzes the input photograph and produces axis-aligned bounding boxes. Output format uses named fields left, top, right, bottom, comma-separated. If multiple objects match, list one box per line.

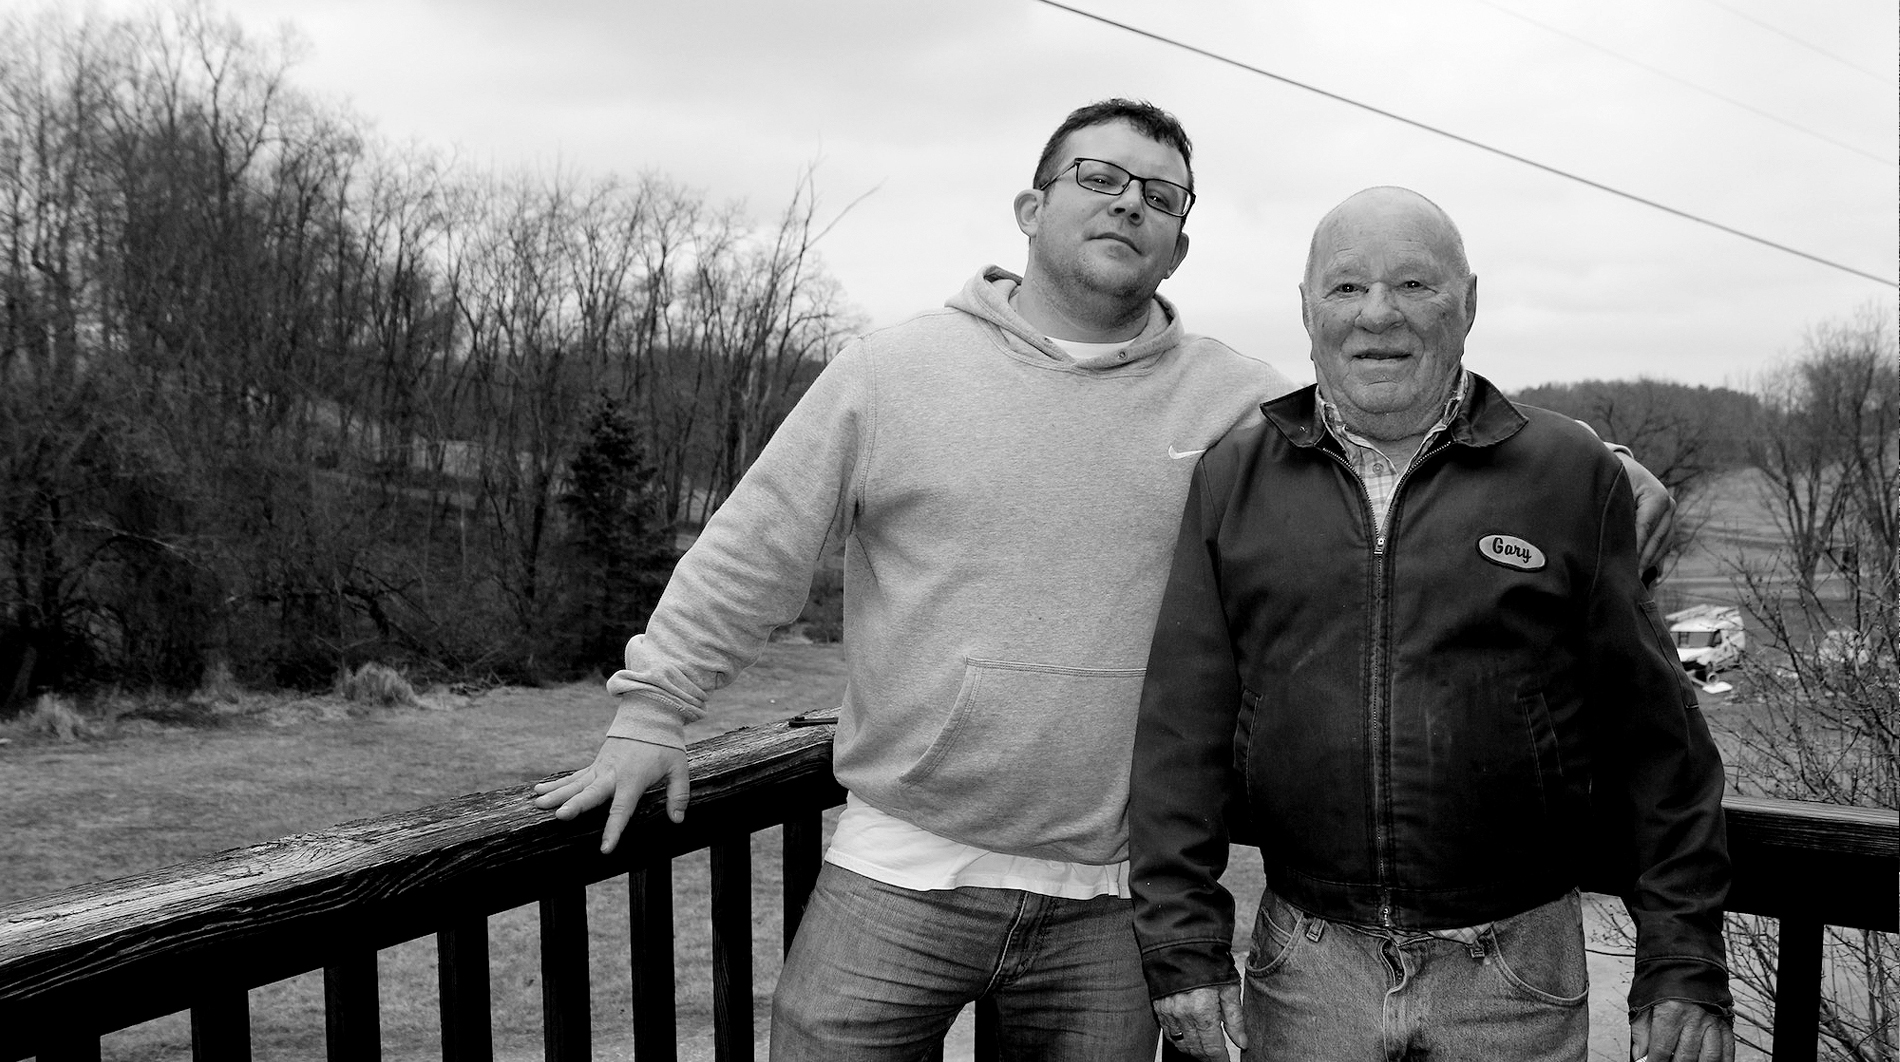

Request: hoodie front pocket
left=895, top=658, right=1145, bottom=846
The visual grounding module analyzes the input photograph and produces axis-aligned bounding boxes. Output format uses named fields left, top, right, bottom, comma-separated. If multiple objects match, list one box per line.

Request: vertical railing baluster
left=540, top=887, right=592, bottom=1062
left=190, top=987, right=252, bottom=1062
left=1770, top=915, right=1825, bottom=1062
left=782, top=812, right=822, bottom=953
left=631, top=860, right=679, bottom=1062
left=712, top=836, right=755, bottom=1062
left=438, top=914, right=493, bottom=1062
left=975, top=996, right=1001, bottom=1062
left=324, top=947, right=381, bottom=1061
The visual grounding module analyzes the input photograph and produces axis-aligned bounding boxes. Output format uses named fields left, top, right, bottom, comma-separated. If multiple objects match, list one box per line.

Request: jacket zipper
left=1324, top=434, right=1454, bottom=930
left=1319, top=445, right=1394, bottom=926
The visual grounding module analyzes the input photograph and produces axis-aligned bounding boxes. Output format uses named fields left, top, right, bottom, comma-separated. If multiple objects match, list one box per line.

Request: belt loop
left=1305, top=918, right=1325, bottom=943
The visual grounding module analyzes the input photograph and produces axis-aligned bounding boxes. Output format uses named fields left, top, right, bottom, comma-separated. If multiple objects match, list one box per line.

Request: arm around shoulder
left=1583, top=469, right=1732, bottom=1016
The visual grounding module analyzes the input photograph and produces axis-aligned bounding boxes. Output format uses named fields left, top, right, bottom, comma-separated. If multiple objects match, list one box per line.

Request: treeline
left=1514, top=305, right=1896, bottom=590
left=0, top=6, right=860, bottom=708
left=1511, top=378, right=1760, bottom=500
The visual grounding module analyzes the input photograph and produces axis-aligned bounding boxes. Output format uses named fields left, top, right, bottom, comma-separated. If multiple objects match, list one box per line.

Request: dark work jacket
left=1129, top=375, right=1731, bottom=1016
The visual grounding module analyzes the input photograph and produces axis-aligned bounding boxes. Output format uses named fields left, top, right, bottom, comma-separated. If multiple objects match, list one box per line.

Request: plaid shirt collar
left=1318, top=369, right=1470, bottom=533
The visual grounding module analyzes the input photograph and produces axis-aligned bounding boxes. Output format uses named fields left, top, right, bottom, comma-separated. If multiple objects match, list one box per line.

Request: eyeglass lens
left=1073, top=159, right=1192, bottom=217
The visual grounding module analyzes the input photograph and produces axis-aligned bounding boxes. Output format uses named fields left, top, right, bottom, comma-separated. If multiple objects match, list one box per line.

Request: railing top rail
left=0, top=715, right=1890, bottom=1051
left=0, top=714, right=845, bottom=1049
left=1721, top=794, right=1897, bottom=859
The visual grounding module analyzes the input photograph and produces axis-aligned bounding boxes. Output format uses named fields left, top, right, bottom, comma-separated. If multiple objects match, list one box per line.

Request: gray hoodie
left=607, top=267, right=1295, bottom=863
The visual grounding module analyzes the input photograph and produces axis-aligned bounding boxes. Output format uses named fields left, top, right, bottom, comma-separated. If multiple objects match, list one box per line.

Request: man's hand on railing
left=532, top=736, right=690, bottom=854
left=1632, top=999, right=1734, bottom=1062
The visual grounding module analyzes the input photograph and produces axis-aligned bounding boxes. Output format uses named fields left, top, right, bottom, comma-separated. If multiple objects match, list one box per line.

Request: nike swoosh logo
left=1168, top=446, right=1206, bottom=460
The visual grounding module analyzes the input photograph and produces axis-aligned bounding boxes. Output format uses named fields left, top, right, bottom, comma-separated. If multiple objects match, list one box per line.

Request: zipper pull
left=1374, top=534, right=1386, bottom=556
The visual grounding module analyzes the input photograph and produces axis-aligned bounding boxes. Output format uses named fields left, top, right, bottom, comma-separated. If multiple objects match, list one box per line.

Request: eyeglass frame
left=1037, top=157, right=1197, bottom=219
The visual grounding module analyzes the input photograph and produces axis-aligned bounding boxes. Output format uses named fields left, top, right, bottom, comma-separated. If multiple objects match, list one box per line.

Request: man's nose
left=1356, top=286, right=1401, bottom=330
left=1107, top=181, right=1146, bottom=220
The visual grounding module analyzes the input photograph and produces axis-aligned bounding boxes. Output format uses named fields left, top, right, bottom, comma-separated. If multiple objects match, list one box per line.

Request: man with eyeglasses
left=535, top=100, right=1677, bottom=1060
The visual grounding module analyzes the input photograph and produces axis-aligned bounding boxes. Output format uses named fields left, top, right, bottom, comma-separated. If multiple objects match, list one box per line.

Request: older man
left=1130, top=187, right=1732, bottom=1062
left=535, top=104, right=1678, bottom=1059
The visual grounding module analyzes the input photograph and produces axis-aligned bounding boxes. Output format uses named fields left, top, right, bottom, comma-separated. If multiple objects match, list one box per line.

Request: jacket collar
left=1262, top=370, right=1528, bottom=452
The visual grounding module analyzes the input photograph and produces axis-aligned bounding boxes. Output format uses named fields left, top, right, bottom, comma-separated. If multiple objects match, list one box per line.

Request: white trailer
left=1667, top=604, right=1746, bottom=685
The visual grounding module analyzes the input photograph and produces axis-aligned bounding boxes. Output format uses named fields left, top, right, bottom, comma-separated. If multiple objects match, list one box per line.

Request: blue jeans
left=1241, top=888, right=1589, bottom=1062
left=770, top=864, right=1159, bottom=1061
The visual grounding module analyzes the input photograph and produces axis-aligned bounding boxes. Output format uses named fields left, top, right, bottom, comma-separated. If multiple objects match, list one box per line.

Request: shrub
left=18, top=693, right=92, bottom=742
left=336, top=663, right=420, bottom=708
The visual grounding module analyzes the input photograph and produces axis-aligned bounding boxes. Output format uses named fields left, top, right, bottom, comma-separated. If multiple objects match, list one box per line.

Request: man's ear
left=1164, top=231, right=1191, bottom=278
left=1298, top=282, right=1312, bottom=335
left=1463, top=273, right=1479, bottom=336
left=1013, top=188, right=1044, bottom=239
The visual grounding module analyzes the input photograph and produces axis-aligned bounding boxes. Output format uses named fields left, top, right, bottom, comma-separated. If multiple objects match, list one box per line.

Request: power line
left=1469, top=0, right=1891, bottom=167
left=1031, top=0, right=1894, bottom=287
left=1692, top=0, right=1889, bottom=84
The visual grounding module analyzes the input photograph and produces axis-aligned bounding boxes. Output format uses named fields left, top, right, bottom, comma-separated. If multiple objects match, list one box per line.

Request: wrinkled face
left=1017, top=121, right=1191, bottom=305
left=1301, top=198, right=1476, bottom=433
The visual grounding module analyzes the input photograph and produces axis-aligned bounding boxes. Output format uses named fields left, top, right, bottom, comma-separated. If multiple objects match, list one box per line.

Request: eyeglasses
left=1039, top=158, right=1196, bottom=219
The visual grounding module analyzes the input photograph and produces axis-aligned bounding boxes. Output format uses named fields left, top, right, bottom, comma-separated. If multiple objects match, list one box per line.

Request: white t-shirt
left=825, top=794, right=1129, bottom=899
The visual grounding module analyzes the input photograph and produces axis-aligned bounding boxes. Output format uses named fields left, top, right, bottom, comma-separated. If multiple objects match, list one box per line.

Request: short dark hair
left=1032, top=99, right=1194, bottom=191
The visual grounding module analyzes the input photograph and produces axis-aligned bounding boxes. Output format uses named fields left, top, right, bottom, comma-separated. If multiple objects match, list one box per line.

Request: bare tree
left=1749, top=305, right=1898, bottom=593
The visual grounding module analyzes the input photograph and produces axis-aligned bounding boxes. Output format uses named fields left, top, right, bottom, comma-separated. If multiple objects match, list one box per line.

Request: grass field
left=0, top=643, right=851, bottom=1061
left=4, top=620, right=1783, bottom=1060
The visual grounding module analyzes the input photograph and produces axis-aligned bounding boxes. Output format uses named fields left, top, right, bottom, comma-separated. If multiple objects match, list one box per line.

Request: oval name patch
left=1477, top=534, right=1546, bottom=572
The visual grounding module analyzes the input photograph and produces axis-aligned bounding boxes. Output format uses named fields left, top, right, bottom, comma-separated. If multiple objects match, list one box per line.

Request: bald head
left=1299, top=186, right=1478, bottom=445
left=1304, top=187, right=1470, bottom=289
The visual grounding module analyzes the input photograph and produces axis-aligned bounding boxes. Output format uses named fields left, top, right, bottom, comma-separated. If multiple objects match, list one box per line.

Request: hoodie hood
left=945, top=266, right=1184, bottom=371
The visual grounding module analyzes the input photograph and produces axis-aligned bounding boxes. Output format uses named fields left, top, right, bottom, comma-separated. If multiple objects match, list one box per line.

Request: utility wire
left=1031, top=0, right=1894, bottom=287
left=1470, top=0, right=1890, bottom=167
left=1692, top=0, right=1889, bottom=84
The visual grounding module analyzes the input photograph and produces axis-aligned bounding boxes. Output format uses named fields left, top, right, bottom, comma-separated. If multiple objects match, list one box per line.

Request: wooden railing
left=0, top=713, right=1893, bottom=1062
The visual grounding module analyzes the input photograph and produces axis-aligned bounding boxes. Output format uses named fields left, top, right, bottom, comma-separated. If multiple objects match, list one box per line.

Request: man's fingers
left=1697, top=1018, right=1723, bottom=1062
left=553, top=777, right=612, bottom=820
left=664, top=755, right=691, bottom=823
left=600, top=787, right=639, bottom=853
left=531, top=779, right=586, bottom=809
left=531, top=768, right=592, bottom=806
left=1645, top=1002, right=1690, bottom=1062
left=1219, top=982, right=1247, bottom=1049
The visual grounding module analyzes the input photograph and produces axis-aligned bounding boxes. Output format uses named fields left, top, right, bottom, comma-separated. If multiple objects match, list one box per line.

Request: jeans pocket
left=1243, top=890, right=1304, bottom=980
left=1486, top=890, right=1589, bottom=1006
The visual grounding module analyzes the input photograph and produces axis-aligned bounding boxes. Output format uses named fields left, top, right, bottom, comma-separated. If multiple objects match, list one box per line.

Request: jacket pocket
left=1521, top=690, right=1567, bottom=817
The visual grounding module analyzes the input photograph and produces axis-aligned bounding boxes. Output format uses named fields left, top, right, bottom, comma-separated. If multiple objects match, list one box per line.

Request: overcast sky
left=74, top=0, right=1900, bottom=391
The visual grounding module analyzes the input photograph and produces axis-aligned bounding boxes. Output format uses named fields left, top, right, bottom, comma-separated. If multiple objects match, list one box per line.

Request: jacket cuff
left=1139, top=938, right=1238, bottom=1000
left=605, top=693, right=689, bottom=751
left=1630, top=955, right=1733, bottom=1019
